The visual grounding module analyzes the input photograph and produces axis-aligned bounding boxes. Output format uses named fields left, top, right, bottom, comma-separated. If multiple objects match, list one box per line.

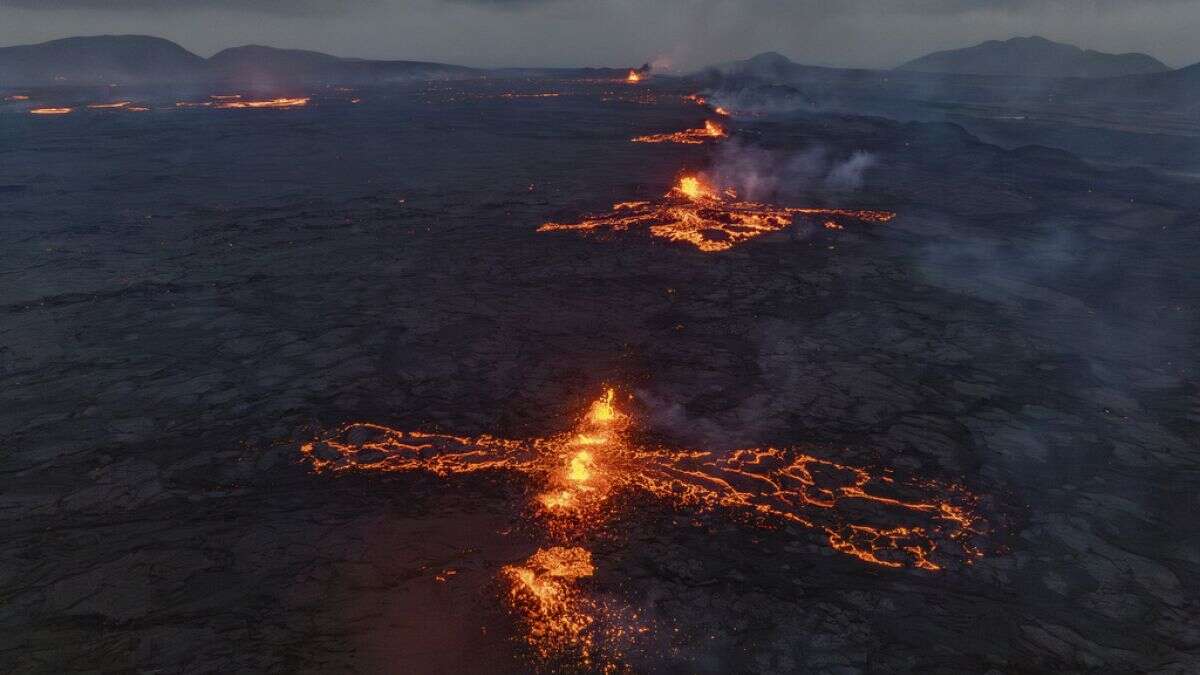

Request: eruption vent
left=539, top=175, right=896, bottom=252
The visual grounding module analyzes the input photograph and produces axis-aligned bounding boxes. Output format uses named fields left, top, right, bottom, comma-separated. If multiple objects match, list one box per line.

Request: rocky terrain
left=1, top=79, right=1198, bottom=672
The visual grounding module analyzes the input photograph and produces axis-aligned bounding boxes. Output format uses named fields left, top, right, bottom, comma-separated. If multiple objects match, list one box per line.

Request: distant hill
left=896, top=36, right=1169, bottom=78
left=0, top=36, right=478, bottom=86
left=0, top=35, right=209, bottom=85
left=210, top=45, right=478, bottom=85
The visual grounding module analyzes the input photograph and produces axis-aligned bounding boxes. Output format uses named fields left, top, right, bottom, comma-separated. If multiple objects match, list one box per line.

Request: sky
left=2, top=0, right=1198, bottom=70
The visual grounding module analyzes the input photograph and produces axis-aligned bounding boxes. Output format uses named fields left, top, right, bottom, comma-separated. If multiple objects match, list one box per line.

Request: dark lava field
left=1, top=79, right=1198, bottom=673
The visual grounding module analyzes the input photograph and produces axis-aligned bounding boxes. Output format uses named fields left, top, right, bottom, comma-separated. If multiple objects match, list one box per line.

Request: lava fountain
left=538, top=174, right=896, bottom=252
left=626, top=70, right=642, bottom=84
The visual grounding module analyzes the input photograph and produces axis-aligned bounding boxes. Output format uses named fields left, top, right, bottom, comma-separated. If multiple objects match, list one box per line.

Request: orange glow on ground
left=87, top=101, right=131, bottom=109
left=29, top=107, right=72, bottom=115
left=303, top=388, right=985, bottom=570
left=303, top=388, right=987, bottom=665
left=214, top=97, right=310, bottom=109
left=632, top=119, right=726, bottom=145
left=539, top=174, right=896, bottom=252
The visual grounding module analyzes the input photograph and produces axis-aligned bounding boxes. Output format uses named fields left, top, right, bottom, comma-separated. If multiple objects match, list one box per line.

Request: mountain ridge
left=896, top=36, right=1169, bottom=78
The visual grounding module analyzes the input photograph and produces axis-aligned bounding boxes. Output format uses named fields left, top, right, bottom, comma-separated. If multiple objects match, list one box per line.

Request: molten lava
left=538, top=175, right=896, bottom=252
left=175, top=97, right=309, bottom=110
left=303, top=388, right=984, bottom=570
left=632, top=119, right=726, bottom=145
left=503, top=547, right=597, bottom=663
left=303, top=388, right=987, bottom=665
left=29, top=107, right=72, bottom=115
left=214, top=97, right=309, bottom=109
left=87, top=101, right=131, bottom=109
left=626, top=70, right=642, bottom=83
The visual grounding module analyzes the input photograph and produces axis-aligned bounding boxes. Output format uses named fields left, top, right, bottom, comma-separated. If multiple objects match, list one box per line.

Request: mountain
left=896, top=36, right=1169, bottom=79
left=210, top=45, right=478, bottom=85
left=0, top=35, right=209, bottom=85
left=0, top=36, right=478, bottom=86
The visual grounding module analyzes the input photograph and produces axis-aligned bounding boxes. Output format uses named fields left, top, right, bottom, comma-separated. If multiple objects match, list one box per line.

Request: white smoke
left=710, top=139, right=878, bottom=200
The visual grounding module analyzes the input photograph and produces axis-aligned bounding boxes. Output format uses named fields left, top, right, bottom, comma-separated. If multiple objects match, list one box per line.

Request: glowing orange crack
left=632, top=120, right=726, bottom=145
left=302, top=388, right=984, bottom=570
left=303, top=388, right=988, bottom=665
left=539, top=175, right=896, bottom=252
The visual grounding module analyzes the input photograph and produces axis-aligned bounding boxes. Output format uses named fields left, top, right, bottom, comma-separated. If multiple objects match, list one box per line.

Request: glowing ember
left=303, top=388, right=985, bottom=570
left=713, top=106, right=730, bottom=116
left=539, top=175, right=896, bottom=252
left=6, top=95, right=31, bottom=101
left=632, top=119, right=726, bottom=145
left=87, top=101, right=131, bottom=109
left=29, top=107, right=72, bottom=115
left=626, top=70, right=642, bottom=83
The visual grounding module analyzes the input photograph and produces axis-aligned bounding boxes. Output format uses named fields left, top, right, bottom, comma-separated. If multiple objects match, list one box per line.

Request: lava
left=29, top=107, right=72, bottom=115
left=626, top=70, right=642, bottom=83
left=175, top=97, right=309, bottom=110
left=87, top=101, right=131, bottom=109
left=303, top=388, right=987, bottom=666
left=214, top=97, right=310, bottom=109
left=503, top=547, right=597, bottom=663
left=6, top=95, right=31, bottom=101
left=632, top=119, right=726, bottom=145
left=538, top=174, right=896, bottom=252
left=303, top=388, right=984, bottom=570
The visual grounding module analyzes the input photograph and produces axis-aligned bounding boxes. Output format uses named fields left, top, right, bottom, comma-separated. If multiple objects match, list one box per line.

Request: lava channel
left=302, top=388, right=985, bottom=570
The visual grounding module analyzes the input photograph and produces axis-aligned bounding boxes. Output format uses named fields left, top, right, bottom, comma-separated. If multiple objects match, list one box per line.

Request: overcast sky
left=2, top=0, right=1198, bottom=69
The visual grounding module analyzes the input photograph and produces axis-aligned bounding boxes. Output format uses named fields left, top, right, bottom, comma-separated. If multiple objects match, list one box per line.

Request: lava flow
left=303, top=388, right=987, bottom=666
left=29, top=107, right=72, bottom=115
left=303, top=388, right=985, bottom=570
left=174, top=96, right=309, bottom=109
left=626, top=70, right=642, bottom=83
left=632, top=119, right=726, bottom=145
left=538, top=174, right=896, bottom=252
left=214, top=97, right=309, bottom=109
left=502, top=546, right=599, bottom=664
